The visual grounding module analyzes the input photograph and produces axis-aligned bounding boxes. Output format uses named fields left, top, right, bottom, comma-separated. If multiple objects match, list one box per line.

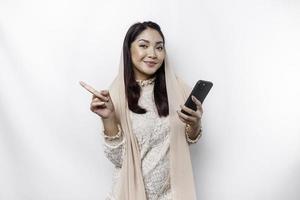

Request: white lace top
left=102, top=77, right=201, bottom=200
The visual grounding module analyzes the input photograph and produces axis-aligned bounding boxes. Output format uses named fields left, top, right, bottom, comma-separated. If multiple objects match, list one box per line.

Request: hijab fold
left=108, top=50, right=197, bottom=199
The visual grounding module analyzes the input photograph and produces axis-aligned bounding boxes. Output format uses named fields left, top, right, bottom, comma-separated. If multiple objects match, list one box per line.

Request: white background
left=0, top=0, right=299, bottom=199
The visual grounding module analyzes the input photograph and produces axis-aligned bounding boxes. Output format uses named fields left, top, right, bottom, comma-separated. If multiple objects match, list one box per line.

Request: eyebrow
left=137, top=39, right=164, bottom=45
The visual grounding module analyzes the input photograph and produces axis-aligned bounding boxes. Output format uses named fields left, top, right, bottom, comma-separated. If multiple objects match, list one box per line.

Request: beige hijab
left=108, top=49, right=197, bottom=199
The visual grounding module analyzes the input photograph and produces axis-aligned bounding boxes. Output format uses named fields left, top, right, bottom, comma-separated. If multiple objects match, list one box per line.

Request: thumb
left=102, top=90, right=113, bottom=104
left=101, top=90, right=110, bottom=97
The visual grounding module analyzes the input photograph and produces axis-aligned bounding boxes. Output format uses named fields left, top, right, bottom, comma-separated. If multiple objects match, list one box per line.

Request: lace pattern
left=103, top=78, right=199, bottom=199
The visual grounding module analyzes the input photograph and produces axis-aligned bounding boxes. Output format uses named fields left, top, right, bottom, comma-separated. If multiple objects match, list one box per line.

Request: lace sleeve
left=101, top=124, right=125, bottom=168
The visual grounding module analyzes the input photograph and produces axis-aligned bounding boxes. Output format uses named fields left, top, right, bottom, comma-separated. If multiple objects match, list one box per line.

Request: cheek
left=131, top=48, right=145, bottom=61
left=158, top=53, right=166, bottom=63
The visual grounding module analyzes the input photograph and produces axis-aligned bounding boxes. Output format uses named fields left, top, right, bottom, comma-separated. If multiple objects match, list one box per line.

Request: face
left=130, top=28, right=165, bottom=80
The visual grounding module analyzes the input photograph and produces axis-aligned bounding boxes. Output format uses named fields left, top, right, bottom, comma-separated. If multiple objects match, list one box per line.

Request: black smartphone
left=181, top=80, right=213, bottom=116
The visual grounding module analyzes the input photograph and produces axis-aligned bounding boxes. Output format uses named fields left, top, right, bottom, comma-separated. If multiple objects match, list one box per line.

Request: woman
left=80, top=21, right=203, bottom=200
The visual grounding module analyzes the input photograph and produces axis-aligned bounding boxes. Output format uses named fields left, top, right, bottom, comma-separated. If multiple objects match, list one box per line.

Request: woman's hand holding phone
left=177, top=95, right=203, bottom=131
left=177, top=79, right=213, bottom=139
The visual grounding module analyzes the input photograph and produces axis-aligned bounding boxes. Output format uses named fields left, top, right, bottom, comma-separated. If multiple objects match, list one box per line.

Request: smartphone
left=181, top=80, right=213, bottom=116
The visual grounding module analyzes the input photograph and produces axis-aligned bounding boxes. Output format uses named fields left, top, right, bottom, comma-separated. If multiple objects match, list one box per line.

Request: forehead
left=135, top=28, right=163, bottom=43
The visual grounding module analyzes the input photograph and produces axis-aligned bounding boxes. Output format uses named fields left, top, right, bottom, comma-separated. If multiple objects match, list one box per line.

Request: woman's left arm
left=177, top=95, right=203, bottom=144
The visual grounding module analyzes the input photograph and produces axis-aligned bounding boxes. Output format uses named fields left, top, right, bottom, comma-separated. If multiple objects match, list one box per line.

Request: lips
left=144, top=61, right=157, bottom=67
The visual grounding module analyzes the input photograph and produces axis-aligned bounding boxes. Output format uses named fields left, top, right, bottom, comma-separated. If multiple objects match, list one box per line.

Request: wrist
left=190, top=122, right=202, bottom=132
left=101, top=113, right=117, bottom=122
left=186, top=123, right=202, bottom=140
left=101, top=113, right=119, bottom=137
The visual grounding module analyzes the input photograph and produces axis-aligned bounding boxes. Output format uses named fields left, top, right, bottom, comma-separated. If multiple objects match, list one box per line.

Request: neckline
left=136, top=76, right=156, bottom=87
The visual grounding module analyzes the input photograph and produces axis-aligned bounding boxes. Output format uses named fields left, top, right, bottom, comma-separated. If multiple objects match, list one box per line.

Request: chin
left=144, top=69, right=158, bottom=76
left=140, top=66, right=155, bottom=72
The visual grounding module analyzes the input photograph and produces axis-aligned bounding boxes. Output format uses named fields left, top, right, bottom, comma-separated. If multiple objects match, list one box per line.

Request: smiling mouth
left=144, top=61, right=157, bottom=67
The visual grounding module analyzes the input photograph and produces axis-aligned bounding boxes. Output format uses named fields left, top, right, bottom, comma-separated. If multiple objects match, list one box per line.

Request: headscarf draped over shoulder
left=108, top=51, right=197, bottom=200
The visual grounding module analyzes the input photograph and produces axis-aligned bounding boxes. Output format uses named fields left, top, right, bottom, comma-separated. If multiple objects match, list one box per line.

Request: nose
left=147, top=47, right=157, bottom=59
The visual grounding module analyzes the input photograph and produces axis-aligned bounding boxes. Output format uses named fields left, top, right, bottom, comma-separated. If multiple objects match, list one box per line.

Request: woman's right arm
left=79, top=81, right=125, bottom=168
left=88, top=88, right=125, bottom=168
left=101, top=115, right=125, bottom=168
left=101, top=120, right=125, bottom=168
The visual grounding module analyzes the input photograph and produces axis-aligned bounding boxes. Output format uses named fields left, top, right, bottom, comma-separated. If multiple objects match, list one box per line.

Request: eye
left=139, top=44, right=148, bottom=49
left=157, top=46, right=164, bottom=51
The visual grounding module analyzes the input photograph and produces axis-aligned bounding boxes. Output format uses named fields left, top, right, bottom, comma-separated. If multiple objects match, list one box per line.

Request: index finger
left=192, top=96, right=203, bottom=112
left=79, top=81, right=101, bottom=97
